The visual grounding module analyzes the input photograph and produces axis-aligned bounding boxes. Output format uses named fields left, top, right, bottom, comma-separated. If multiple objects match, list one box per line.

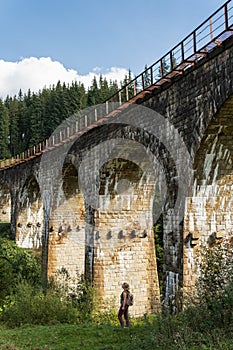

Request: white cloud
left=0, top=57, right=129, bottom=99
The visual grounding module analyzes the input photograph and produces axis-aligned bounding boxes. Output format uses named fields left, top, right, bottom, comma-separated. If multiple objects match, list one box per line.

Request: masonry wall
left=0, top=37, right=233, bottom=313
left=0, top=183, right=11, bottom=223
left=183, top=95, right=233, bottom=294
left=47, top=164, right=86, bottom=279
left=140, top=37, right=233, bottom=306
left=93, top=158, right=160, bottom=316
left=16, top=175, right=43, bottom=248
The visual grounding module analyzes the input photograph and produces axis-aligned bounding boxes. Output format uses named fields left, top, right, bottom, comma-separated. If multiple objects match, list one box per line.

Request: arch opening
left=0, top=183, right=11, bottom=238
left=183, top=94, right=233, bottom=295
left=17, top=176, right=43, bottom=249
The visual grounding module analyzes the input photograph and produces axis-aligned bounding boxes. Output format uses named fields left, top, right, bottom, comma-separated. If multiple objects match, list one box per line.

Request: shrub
left=184, top=242, right=233, bottom=331
left=50, top=268, right=95, bottom=322
left=197, top=242, right=233, bottom=304
left=0, top=223, right=11, bottom=239
left=0, top=280, right=79, bottom=327
left=0, top=269, right=98, bottom=327
left=0, top=238, right=41, bottom=308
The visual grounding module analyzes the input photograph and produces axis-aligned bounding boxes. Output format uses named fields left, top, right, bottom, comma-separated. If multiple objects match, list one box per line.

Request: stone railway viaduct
left=0, top=2, right=232, bottom=316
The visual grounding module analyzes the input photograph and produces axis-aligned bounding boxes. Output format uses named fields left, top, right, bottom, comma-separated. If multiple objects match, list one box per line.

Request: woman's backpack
left=126, top=291, right=134, bottom=306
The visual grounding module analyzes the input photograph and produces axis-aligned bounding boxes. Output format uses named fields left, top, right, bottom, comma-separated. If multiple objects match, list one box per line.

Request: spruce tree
left=0, top=100, right=10, bottom=159
left=87, top=76, right=100, bottom=106
left=17, top=89, right=27, bottom=153
left=5, top=96, right=19, bottom=156
left=28, top=93, right=43, bottom=147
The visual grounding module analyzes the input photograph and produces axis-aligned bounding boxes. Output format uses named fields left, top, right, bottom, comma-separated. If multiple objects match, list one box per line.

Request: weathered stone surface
left=0, top=36, right=233, bottom=315
left=183, top=96, right=233, bottom=296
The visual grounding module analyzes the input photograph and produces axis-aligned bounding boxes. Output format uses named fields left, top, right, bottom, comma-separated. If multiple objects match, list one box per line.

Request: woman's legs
left=124, top=306, right=130, bottom=327
left=118, top=308, right=124, bottom=327
left=118, top=306, right=130, bottom=327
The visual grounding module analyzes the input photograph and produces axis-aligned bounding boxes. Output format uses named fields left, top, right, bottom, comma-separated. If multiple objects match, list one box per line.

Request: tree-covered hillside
left=0, top=73, right=133, bottom=159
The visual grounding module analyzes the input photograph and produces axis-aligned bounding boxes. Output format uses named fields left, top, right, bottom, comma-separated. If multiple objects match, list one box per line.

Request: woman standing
left=118, top=282, right=130, bottom=328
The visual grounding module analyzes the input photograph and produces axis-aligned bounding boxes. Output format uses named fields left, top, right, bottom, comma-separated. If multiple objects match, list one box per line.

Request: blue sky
left=0, top=0, right=227, bottom=97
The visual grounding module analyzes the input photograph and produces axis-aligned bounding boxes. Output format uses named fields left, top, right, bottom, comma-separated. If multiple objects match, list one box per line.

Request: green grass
left=0, top=239, right=232, bottom=349
left=0, top=320, right=232, bottom=350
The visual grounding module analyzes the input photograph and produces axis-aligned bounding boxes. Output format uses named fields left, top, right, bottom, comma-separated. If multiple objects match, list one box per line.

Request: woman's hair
left=122, top=282, right=129, bottom=289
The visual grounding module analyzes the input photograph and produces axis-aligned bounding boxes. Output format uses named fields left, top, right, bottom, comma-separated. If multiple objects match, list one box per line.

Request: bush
left=50, top=268, right=95, bottom=323
left=197, top=242, right=233, bottom=304
left=183, top=242, right=233, bottom=332
left=0, top=270, right=99, bottom=327
left=0, top=280, right=79, bottom=327
left=0, top=223, right=11, bottom=239
left=0, top=238, right=41, bottom=307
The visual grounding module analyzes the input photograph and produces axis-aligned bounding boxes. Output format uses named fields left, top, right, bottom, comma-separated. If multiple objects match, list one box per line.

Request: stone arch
left=70, top=121, right=179, bottom=214
left=48, top=162, right=86, bottom=280
left=94, top=157, right=160, bottom=316
left=16, top=175, right=43, bottom=249
left=183, top=94, right=233, bottom=294
left=0, top=183, right=11, bottom=229
left=65, top=114, right=184, bottom=316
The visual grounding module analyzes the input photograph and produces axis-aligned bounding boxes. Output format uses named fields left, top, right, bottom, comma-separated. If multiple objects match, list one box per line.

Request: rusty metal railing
left=1, top=0, right=233, bottom=170
left=106, top=0, right=233, bottom=104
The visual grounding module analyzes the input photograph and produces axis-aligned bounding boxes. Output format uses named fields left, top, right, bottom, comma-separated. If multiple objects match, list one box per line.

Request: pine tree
left=0, top=76, right=124, bottom=157
left=28, top=93, right=43, bottom=147
left=87, top=76, right=100, bottom=106
left=120, top=69, right=134, bottom=102
left=4, top=96, right=19, bottom=156
left=17, top=89, right=27, bottom=152
left=99, top=75, right=110, bottom=102
left=0, top=99, right=10, bottom=159
left=108, top=80, right=119, bottom=98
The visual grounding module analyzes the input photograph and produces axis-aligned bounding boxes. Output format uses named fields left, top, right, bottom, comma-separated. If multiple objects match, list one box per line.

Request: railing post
left=111, top=97, right=114, bottom=112
left=170, top=51, right=173, bottom=70
left=125, top=86, right=129, bottom=101
left=119, top=90, right=122, bottom=105
left=141, top=73, right=145, bottom=90
left=150, top=66, right=153, bottom=85
left=181, top=41, right=185, bottom=61
left=94, top=108, right=98, bottom=121
left=209, top=18, right=213, bottom=41
left=106, top=100, right=109, bottom=115
left=133, top=80, right=137, bottom=96
left=224, top=3, right=229, bottom=30
left=193, top=31, right=197, bottom=54
left=84, top=114, right=87, bottom=128
left=160, top=59, right=164, bottom=77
